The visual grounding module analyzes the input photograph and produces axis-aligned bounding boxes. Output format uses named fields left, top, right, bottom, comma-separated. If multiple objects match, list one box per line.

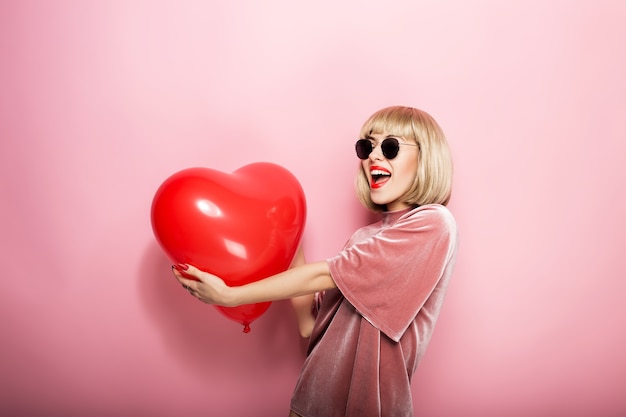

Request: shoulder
left=399, top=204, right=456, bottom=231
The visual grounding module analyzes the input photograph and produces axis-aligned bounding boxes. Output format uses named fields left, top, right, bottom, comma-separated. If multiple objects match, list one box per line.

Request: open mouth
left=370, top=166, right=391, bottom=189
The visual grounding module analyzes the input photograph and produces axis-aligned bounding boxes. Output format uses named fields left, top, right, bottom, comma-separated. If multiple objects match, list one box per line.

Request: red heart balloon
left=151, top=162, right=307, bottom=332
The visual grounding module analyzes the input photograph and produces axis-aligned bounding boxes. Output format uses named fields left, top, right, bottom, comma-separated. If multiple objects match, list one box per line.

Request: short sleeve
left=327, top=205, right=457, bottom=342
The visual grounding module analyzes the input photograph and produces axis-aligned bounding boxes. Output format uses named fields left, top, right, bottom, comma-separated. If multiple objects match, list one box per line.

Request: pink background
left=1, top=1, right=625, bottom=416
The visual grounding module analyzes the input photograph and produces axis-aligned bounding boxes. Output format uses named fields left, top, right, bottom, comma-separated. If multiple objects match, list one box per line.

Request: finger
left=173, top=263, right=204, bottom=280
left=177, top=263, right=206, bottom=281
left=171, top=265, right=185, bottom=281
left=171, top=266, right=197, bottom=288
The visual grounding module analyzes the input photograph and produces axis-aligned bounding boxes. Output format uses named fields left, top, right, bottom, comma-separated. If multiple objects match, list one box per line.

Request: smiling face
left=355, top=106, right=452, bottom=211
left=361, top=132, right=419, bottom=211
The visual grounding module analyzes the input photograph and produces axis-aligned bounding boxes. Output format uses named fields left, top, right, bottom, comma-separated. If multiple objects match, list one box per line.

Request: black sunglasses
left=355, top=137, right=419, bottom=160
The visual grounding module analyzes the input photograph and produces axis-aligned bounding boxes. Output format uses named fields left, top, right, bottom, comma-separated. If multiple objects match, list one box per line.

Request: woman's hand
left=171, top=264, right=234, bottom=306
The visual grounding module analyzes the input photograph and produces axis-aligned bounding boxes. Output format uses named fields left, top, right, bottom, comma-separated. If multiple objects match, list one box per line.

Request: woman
left=173, top=106, right=458, bottom=417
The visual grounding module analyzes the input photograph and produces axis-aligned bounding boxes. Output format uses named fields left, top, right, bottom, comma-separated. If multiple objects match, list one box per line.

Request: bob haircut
left=355, top=106, right=453, bottom=211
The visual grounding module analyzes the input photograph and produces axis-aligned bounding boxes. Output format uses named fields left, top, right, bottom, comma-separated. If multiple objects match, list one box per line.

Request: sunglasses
left=355, top=137, right=419, bottom=160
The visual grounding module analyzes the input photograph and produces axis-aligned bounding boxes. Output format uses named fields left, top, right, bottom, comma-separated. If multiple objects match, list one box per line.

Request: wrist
left=220, top=284, right=239, bottom=307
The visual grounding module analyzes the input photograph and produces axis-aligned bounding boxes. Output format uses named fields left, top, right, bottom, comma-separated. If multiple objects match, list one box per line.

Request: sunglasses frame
left=355, top=137, right=419, bottom=160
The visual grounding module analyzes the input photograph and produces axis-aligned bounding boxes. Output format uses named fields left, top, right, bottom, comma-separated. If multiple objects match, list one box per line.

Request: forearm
left=224, top=261, right=335, bottom=307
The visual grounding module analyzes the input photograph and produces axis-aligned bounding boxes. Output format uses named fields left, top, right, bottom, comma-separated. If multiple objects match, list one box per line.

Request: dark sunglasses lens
left=381, top=138, right=400, bottom=159
left=355, top=139, right=372, bottom=159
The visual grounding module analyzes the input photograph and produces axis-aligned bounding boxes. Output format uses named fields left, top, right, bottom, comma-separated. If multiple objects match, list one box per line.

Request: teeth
left=371, top=169, right=390, bottom=176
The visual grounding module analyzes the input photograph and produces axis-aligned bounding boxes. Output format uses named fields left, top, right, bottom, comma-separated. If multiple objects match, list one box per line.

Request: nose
left=369, top=142, right=384, bottom=160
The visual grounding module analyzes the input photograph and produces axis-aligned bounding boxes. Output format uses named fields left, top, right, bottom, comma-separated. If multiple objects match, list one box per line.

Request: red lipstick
left=370, top=165, right=391, bottom=189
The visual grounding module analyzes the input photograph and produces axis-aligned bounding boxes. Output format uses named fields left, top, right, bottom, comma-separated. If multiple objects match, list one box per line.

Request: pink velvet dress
left=290, top=204, right=458, bottom=417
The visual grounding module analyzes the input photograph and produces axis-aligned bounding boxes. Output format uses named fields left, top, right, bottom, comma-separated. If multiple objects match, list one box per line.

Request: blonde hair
left=355, top=106, right=453, bottom=211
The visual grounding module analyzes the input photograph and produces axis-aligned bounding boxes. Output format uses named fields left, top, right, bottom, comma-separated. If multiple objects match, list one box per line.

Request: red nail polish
left=176, top=263, right=189, bottom=271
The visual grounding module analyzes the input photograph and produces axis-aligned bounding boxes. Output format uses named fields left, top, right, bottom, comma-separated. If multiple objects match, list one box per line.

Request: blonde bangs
left=359, top=107, right=419, bottom=143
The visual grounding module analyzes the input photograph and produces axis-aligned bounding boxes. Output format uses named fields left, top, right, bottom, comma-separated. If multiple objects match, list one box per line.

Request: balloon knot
left=242, top=323, right=251, bottom=333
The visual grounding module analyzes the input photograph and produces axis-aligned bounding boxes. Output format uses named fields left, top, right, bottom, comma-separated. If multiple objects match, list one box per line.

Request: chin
left=370, top=198, right=390, bottom=207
